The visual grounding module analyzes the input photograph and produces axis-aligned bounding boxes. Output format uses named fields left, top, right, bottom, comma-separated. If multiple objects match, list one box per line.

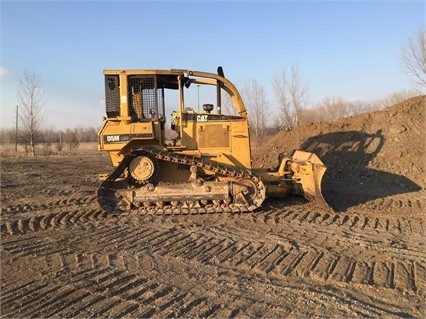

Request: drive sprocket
left=128, top=155, right=158, bottom=184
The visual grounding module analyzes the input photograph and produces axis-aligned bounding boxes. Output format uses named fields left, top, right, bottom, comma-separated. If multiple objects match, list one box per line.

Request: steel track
left=97, top=147, right=266, bottom=215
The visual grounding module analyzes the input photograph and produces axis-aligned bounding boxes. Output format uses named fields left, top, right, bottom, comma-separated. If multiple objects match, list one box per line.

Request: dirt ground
left=1, top=96, right=425, bottom=318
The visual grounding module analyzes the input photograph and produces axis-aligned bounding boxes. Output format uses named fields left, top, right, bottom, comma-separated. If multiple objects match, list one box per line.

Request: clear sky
left=1, top=0, right=424, bottom=130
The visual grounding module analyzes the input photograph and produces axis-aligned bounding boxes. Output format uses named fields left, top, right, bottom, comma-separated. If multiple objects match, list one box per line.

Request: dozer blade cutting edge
left=254, top=150, right=329, bottom=209
left=286, top=150, right=329, bottom=209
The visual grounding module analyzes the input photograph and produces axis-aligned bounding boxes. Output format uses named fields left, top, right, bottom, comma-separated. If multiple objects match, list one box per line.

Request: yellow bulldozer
left=97, top=67, right=328, bottom=215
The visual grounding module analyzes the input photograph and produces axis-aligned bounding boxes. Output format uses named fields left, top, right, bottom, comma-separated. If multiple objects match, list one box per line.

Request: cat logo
left=197, top=115, right=208, bottom=122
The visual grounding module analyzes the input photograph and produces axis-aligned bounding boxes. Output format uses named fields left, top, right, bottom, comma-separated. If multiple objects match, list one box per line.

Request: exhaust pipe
left=216, top=66, right=224, bottom=115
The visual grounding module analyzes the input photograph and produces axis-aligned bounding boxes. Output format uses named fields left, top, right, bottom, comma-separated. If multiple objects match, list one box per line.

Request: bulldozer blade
left=290, top=150, right=329, bottom=209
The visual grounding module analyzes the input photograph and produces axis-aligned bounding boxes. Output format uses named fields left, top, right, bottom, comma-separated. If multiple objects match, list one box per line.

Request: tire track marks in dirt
left=1, top=251, right=225, bottom=318
left=2, top=205, right=424, bottom=293
left=2, top=198, right=423, bottom=241
left=260, top=203, right=424, bottom=236
left=1, top=206, right=107, bottom=236
left=1, top=194, right=98, bottom=214
left=1, top=197, right=424, bottom=317
left=2, top=249, right=416, bottom=318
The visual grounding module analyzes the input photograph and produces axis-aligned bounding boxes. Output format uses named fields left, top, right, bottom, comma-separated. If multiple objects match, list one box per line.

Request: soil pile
left=252, top=95, right=425, bottom=211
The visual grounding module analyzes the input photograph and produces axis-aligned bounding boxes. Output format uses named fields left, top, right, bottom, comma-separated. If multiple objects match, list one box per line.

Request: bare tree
left=0, top=128, right=15, bottom=144
left=318, top=96, right=349, bottom=122
left=272, top=64, right=309, bottom=130
left=289, top=65, right=309, bottom=126
left=300, top=89, right=418, bottom=125
left=17, top=70, right=46, bottom=156
left=272, top=69, right=291, bottom=129
left=221, top=92, right=237, bottom=115
left=63, top=128, right=80, bottom=150
left=241, top=78, right=269, bottom=140
left=369, top=89, right=419, bottom=110
left=401, top=27, right=426, bottom=92
left=346, top=99, right=371, bottom=117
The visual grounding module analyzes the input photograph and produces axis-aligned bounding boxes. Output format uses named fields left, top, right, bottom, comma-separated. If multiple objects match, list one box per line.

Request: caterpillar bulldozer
left=97, top=67, right=328, bottom=215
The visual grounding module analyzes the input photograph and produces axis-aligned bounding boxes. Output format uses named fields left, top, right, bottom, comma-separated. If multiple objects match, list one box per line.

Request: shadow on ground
left=301, top=130, right=421, bottom=212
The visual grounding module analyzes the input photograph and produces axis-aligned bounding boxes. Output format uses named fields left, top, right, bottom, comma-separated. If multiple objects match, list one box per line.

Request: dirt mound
left=252, top=95, right=425, bottom=212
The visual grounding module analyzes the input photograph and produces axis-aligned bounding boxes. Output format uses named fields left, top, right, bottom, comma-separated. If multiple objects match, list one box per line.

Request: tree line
left=3, top=27, right=424, bottom=155
left=240, top=80, right=418, bottom=141
left=221, top=63, right=419, bottom=139
left=0, top=126, right=98, bottom=154
left=234, top=26, right=425, bottom=140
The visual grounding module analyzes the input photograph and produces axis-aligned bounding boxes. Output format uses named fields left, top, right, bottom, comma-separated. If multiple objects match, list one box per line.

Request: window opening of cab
left=128, top=75, right=166, bottom=121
